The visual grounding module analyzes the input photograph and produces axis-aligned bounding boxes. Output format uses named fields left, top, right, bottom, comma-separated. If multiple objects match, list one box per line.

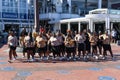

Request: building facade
left=0, top=0, right=120, bottom=36
left=0, top=0, right=34, bottom=36
left=39, top=0, right=120, bottom=34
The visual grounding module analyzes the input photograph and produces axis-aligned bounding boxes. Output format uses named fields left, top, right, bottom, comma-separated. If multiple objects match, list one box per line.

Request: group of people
left=7, top=28, right=115, bottom=63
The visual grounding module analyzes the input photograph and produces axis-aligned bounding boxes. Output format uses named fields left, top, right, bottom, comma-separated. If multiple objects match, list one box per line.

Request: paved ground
left=0, top=44, right=120, bottom=80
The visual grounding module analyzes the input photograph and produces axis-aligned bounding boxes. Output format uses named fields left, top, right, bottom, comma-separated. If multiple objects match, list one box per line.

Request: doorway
left=5, top=24, right=19, bottom=37
left=95, top=23, right=105, bottom=34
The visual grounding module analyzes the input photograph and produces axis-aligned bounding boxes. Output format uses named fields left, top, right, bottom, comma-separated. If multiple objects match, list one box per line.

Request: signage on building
left=2, top=12, right=34, bottom=20
left=2, top=12, right=18, bottom=18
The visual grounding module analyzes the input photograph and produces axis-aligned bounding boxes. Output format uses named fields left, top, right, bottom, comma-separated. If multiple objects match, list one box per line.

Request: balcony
left=39, top=13, right=60, bottom=20
left=39, top=13, right=80, bottom=20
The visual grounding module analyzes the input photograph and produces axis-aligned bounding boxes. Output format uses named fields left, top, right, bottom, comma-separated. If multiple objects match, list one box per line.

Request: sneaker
left=112, top=57, right=115, bottom=61
left=12, top=58, right=16, bottom=61
left=30, top=59, right=35, bottom=62
left=59, top=57, right=63, bottom=61
left=102, top=57, right=106, bottom=60
left=8, top=60, right=13, bottom=63
left=27, top=59, right=30, bottom=62
left=67, top=58, right=70, bottom=61
left=78, top=57, right=80, bottom=60
left=46, top=57, right=49, bottom=60
left=73, top=58, right=76, bottom=61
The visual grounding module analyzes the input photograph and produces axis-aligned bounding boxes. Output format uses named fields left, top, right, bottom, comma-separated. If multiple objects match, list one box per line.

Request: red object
left=40, top=27, right=45, bottom=32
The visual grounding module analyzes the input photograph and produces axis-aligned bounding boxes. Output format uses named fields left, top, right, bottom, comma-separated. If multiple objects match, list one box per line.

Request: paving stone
left=98, top=76, right=116, bottom=80
left=0, top=62, right=7, bottom=65
left=88, top=67, right=102, bottom=71
left=17, top=71, right=32, bottom=77
left=115, top=65, right=120, bottom=69
left=57, top=70, right=71, bottom=75
left=1, top=66, right=15, bottom=71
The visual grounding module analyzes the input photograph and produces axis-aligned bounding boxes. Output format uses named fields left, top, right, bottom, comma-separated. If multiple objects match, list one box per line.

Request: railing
left=109, top=9, right=120, bottom=15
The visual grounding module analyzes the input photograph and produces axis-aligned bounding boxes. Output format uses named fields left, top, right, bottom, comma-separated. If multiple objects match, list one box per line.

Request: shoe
left=8, top=60, right=13, bottom=63
left=30, top=59, right=35, bottom=62
left=12, top=58, right=16, bottom=61
left=27, top=59, right=30, bottom=62
left=112, top=57, right=115, bottom=61
left=73, top=58, right=76, bottom=61
left=102, top=57, right=106, bottom=60
left=67, top=58, right=70, bottom=61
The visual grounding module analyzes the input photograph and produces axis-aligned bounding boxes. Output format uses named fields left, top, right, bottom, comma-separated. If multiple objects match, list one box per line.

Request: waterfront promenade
left=0, top=43, right=120, bottom=80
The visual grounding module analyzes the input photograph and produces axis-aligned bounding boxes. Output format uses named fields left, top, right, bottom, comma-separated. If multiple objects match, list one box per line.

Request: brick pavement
left=0, top=44, right=120, bottom=80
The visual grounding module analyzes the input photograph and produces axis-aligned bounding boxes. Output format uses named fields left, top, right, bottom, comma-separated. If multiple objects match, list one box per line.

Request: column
left=98, top=0, right=102, bottom=9
left=105, top=17, right=110, bottom=30
left=78, top=22, right=81, bottom=32
left=58, top=23, right=61, bottom=30
left=93, top=23, right=95, bottom=32
left=89, top=19, right=93, bottom=32
left=111, top=22, right=113, bottom=30
left=68, top=22, right=70, bottom=30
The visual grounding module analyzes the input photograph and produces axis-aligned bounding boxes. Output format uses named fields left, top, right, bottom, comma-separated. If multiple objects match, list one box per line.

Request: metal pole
left=34, top=0, right=39, bottom=32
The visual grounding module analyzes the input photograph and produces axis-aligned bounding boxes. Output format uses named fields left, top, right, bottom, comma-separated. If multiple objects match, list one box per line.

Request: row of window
left=2, top=8, right=34, bottom=13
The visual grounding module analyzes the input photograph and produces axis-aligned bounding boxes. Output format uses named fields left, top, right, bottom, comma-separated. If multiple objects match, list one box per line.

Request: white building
left=39, top=0, right=120, bottom=35
left=0, top=0, right=120, bottom=36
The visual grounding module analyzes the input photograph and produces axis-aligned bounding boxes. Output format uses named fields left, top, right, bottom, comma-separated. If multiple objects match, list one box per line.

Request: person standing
left=20, top=28, right=27, bottom=58
left=7, top=31, right=17, bottom=63
left=48, top=33, right=59, bottom=60
left=24, top=32, right=35, bottom=62
left=111, top=29, right=117, bottom=43
left=65, top=30, right=76, bottom=61
left=36, top=33, right=47, bottom=60
left=56, top=31, right=65, bottom=59
left=97, top=31, right=103, bottom=55
left=102, top=31, right=114, bottom=60
left=75, top=31, right=86, bottom=60
left=89, top=32, right=98, bottom=56
left=83, top=29, right=91, bottom=55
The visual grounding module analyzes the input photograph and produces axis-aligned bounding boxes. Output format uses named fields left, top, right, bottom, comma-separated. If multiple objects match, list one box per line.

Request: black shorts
left=59, top=44, right=65, bottom=51
left=26, top=47, right=34, bottom=51
left=103, top=44, right=111, bottom=51
left=66, top=47, right=75, bottom=53
left=78, top=43, right=85, bottom=51
left=91, top=45, right=97, bottom=50
left=10, top=46, right=16, bottom=50
left=23, top=46, right=27, bottom=52
left=37, top=47, right=46, bottom=53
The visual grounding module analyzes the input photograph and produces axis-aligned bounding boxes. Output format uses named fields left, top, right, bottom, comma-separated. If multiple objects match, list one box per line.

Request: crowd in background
left=7, top=28, right=116, bottom=63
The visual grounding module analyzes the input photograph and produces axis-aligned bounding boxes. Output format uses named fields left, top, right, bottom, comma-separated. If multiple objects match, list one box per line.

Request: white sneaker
left=12, top=58, right=16, bottom=61
left=8, top=60, right=13, bottom=63
left=30, top=59, right=35, bottom=62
